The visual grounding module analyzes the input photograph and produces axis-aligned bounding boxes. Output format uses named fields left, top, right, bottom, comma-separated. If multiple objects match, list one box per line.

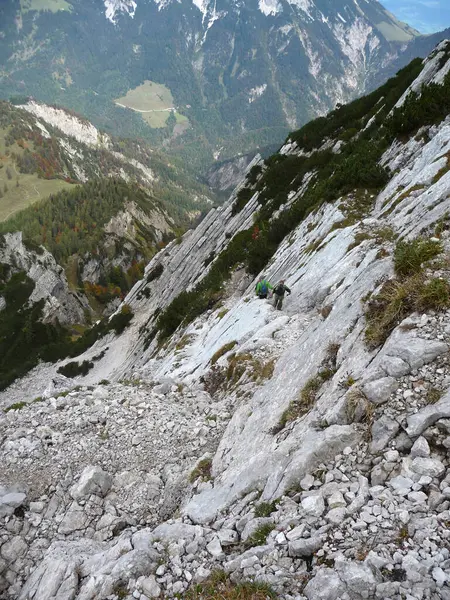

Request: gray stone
left=406, top=391, right=450, bottom=437
left=288, top=536, right=324, bottom=557
left=301, top=494, right=325, bottom=517
left=326, top=507, right=346, bottom=525
left=389, top=475, right=414, bottom=495
left=411, top=457, right=445, bottom=478
left=147, top=523, right=201, bottom=543
left=1, top=537, right=28, bottom=563
left=141, top=575, right=161, bottom=598
left=194, top=566, right=211, bottom=583
left=336, top=560, right=377, bottom=597
left=58, top=503, right=91, bottom=535
left=369, top=415, right=400, bottom=454
left=206, top=537, right=223, bottom=558
left=0, top=492, right=27, bottom=518
left=300, top=474, right=315, bottom=490
left=217, top=529, right=238, bottom=546
left=362, top=377, right=397, bottom=405
left=304, top=568, right=345, bottom=600
left=70, top=466, right=112, bottom=500
left=410, top=436, right=430, bottom=459
left=328, top=492, right=346, bottom=508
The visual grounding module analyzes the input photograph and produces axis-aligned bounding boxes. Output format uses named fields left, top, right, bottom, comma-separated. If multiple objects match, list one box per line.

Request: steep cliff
left=2, top=42, right=450, bottom=600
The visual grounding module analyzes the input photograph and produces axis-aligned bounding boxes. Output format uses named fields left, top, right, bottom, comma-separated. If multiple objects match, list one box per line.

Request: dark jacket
left=273, top=283, right=291, bottom=297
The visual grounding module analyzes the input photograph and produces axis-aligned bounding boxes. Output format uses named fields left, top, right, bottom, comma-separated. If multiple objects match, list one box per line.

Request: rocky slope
left=1, top=0, right=447, bottom=168
left=0, top=231, right=86, bottom=325
left=2, top=42, right=450, bottom=599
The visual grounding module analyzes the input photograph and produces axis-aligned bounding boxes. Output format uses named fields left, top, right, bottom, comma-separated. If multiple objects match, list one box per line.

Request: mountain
left=0, top=98, right=215, bottom=294
left=1, top=40, right=450, bottom=600
left=1, top=0, right=443, bottom=170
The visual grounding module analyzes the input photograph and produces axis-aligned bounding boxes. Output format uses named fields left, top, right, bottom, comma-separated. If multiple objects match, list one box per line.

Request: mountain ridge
left=1, top=0, right=443, bottom=169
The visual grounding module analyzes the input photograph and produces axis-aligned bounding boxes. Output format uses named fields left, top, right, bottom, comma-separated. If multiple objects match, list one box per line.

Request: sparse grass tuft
left=365, top=274, right=450, bottom=348
left=113, top=583, right=128, bottom=599
left=254, top=501, right=277, bottom=518
left=217, top=309, right=230, bottom=320
left=176, top=334, right=194, bottom=351
left=426, top=387, right=442, bottom=405
left=321, top=304, right=333, bottom=318
left=180, top=570, right=278, bottom=600
left=5, top=401, right=27, bottom=412
left=326, top=342, right=340, bottom=363
left=340, top=374, right=356, bottom=389
left=272, top=371, right=333, bottom=433
left=394, top=237, right=443, bottom=277
left=211, top=341, right=238, bottom=365
left=244, top=523, right=275, bottom=549
left=189, top=458, right=213, bottom=483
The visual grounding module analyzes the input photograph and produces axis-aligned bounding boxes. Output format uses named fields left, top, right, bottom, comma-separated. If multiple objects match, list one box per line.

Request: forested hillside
left=1, top=0, right=444, bottom=170
left=0, top=101, right=215, bottom=224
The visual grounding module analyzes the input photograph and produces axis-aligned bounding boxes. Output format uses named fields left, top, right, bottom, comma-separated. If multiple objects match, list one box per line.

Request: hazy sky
left=382, top=0, right=450, bottom=33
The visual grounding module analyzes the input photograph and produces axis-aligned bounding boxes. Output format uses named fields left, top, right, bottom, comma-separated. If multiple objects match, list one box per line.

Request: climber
left=255, top=276, right=273, bottom=299
left=273, top=279, right=291, bottom=310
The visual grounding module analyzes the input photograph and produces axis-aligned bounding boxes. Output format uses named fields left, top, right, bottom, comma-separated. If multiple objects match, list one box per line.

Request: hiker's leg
left=273, top=294, right=278, bottom=308
left=278, top=297, right=283, bottom=310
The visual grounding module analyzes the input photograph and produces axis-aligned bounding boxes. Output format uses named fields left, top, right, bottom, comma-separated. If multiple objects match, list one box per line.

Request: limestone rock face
left=0, top=232, right=86, bottom=325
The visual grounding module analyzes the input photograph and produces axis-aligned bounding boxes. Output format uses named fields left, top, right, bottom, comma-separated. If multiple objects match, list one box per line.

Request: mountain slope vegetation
left=1, top=0, right=444, bottom=169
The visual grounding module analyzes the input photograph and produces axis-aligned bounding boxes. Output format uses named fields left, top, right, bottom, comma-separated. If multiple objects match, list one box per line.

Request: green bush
left=146, top=263, right=164, bottom=282
left=108, top=304, right=134, bottom=334
left=58, top=360, right=94, bottom=378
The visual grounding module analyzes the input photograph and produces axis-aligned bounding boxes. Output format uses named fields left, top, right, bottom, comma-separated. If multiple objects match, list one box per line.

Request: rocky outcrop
left=0, top=232, right=86, bottom=325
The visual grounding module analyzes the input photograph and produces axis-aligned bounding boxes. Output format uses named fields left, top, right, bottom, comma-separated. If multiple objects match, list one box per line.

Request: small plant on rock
left=339, top=374, right=356, bottom=389
left=5, top=401, right=27, bottom=412
left=426, top=387, right=442, bottom=405
left=365, top=274, right=450, bottom=348
left=394, top=237, right=443, bottom=277
left=244, top=523, right=275, bottom=549
left=254, top=501, right=277, bottom=518
left=182, top=570, right=277, bottom=600
left=189, top=458, right=212, bottom=483
left=211, top=341, right=237, bottom=365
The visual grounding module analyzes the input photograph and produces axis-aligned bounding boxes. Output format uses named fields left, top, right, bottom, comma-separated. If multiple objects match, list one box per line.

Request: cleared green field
left=0, top=172, right=73, bottom=222
left=20, top=0, right=72, bottom=13
left=0, top=130, right=73, bottom=222
left=115, top=81, right=189, bottom=129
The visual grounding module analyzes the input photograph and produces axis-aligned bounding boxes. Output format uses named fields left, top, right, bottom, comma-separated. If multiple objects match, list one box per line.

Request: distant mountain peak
left=104, top=0, right=137, bottom=23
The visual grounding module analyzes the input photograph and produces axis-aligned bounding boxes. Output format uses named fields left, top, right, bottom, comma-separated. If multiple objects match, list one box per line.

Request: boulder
left=406, top=392, right=450, bottom=437
left=411, top=457, right=445, bottom=478
left=288, top=536, right=324, bottom=557
left=369, top=415, right=400, bottom=454
left=410, top=436, right=430, bottom=459
left=336, top=560, right=377, bottom=597
left=0, top=489, right=26, bottom=518
left=362, top=377, right=397, bottom=405
left=304, top=568, right=345, bottom=600
left=301, top=494, right=325, bottom=517
left=70, top=466, right=112, bottom=500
